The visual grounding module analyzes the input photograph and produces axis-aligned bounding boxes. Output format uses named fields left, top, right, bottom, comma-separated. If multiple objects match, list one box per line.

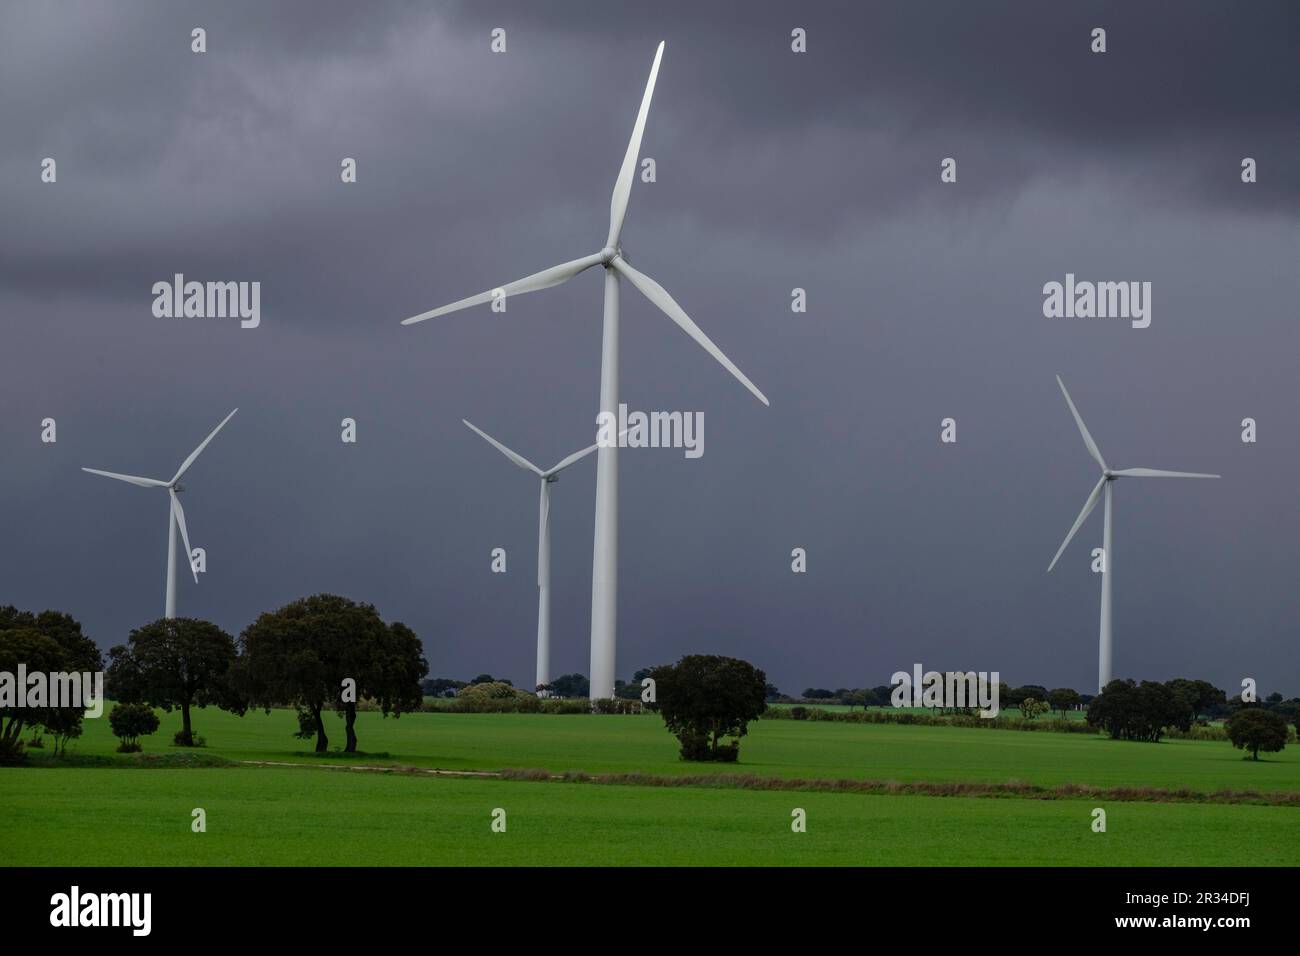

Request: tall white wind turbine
left=1046, top=377, right=1218, bottom=692
left=82, top=409, right=238, bottom=619
left=403, top=43, right=769, bottom=699
left=463, top=419, right=606, bottom=692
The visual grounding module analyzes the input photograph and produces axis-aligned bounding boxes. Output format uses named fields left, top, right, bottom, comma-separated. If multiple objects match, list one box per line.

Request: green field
left=3, top=767, right=1293, bottom=866
left=3, top=707, right=1298, bottom=866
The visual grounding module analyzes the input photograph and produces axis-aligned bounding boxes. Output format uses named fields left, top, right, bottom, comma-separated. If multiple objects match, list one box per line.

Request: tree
left=1087, top=679, right=1193, bottom=742
left=0, top=629, right=65, bottom=760
left=239, top=594, right=427, bottom=753
left=106, top=617, right=244, bottom=746
left=1225, top=708, right=1288, bottom=761
left=421, top=677, right=466, bottom=698
left=1165, top=678, right=1228, bottom=719
left=802, top=688, right=834, bottom=700
left=0, top=607, right=102, bottom=761
left=1019, top=697, right=1049, bottom=719
left=841, top=689, right=868, bottom=710
left=1047, top=687, right=1080, bottom=719
left=548, top=673, right=589, bottom=698
left=649, top=655, right=767, bottom=761
left=108, top=703, right=160, bottom=752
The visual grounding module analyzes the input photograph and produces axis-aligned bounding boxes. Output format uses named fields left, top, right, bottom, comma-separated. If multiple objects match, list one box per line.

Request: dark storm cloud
left=1, top=0, right=1297, bottom=696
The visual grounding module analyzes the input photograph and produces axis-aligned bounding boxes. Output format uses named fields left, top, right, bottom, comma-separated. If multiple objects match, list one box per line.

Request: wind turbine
left=462, top=419, right=608, bottom=693
left=1046, top=377, right=1218, bottom=692
left=82, top=409, right=238, bottom=619
left=402, top=42, right=769, bottom=699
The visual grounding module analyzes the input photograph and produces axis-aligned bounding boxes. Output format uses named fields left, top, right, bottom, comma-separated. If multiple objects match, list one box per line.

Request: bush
left=539, top=698, right=590, bottom=715
left=789, top=706, right=808, bottom=720
left=109, top=703, right=160, bottom=753
left=592, top=697, right=643, bottom=715
left=453, top=681, right=539, bottom=713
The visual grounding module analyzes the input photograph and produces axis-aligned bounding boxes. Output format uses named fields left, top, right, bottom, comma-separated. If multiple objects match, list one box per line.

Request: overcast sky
left=2, top=0, right=1297, bottom=696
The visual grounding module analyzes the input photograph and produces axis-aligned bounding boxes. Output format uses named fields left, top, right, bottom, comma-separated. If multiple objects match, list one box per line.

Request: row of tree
left=1086, top=678, right=1296, bottom=758
left=2, top=595, right=427, bottom=759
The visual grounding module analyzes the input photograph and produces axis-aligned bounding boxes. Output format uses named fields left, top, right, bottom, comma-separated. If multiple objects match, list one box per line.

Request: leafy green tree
left=1226, top=708, right=1288, bottom=761
left=548, top=673, right=589, bottom=698
left=239, top=594, right=426, bottom=753
left=1047, top=687, right=1080, bottom=718
left=841, top=689, right=868, bottom=710
left=106, top=618, right=244, bottom=746
left=1019, top=697, right=1049, bottom=719
left=108, top=702, right=160, bottom=752
left=1087, top=679, right=1193, bottom=742
left=0, top=630, right=65, bottom=760
left=421, top=677, right=466, bottom=698
left=0, top=607, right=102, bottom=760
left=650, top=655, right=767, bottom=761
left=1165, top=678, right=1228, bottom=719
left=802, top=688, right=834, bottom=700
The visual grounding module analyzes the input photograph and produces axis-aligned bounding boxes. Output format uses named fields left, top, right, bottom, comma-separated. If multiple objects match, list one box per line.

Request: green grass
left=6, top=707, right=1296, bottom=866
left=39, top=706, right=1300, bottom=793
left=3, top=766, right=1294, bottom=866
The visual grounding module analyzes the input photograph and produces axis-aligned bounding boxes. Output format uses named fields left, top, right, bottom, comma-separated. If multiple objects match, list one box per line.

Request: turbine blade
left=401, top=254, right=603, bottom=326
left=462, top=420, right=543, bottom=476
left=606, top=41, right=664, bottom=248
left=81, top=468, right=169, bottom=489
left=172, top=408, right=238, bottom=484
left=611, top=256, right=769, bottom=406
left=170, top=489, right=198, bottom=583
left=1055, top=376, right=1106, bottom=470
left=1047, top=476, right=1106, bottom=573
left=1112, top=467, right=1221, bottom=479
left=546, top=443, right=600, bottom=477
left=544, top=427, right=632, bottom=478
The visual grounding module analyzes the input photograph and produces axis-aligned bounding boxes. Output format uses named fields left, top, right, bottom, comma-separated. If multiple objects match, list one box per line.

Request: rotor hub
left=599, top=246, right=618, bottom=265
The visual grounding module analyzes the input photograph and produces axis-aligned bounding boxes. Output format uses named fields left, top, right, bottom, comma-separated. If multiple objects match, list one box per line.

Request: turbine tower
left=462, top=419, right=606, bottom=692
left=1046, top=377, right=1218, bottom=692
left=83, top=409, right=237, bottom=619
left=402, top=43, right=769, bottom=699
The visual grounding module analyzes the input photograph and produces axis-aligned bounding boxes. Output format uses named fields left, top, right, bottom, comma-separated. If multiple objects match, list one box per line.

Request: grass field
left=4, top=707, right=1297, bottom=866
left=24, top=706, right=1299, bottom=790
left=4, top=767, right=1296, bottom=866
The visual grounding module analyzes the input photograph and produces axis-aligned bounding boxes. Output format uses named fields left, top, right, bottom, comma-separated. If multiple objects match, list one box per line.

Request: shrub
left=453, top=681, right=538, bottom=713
left=789, top=706, right=808, bottom=720
left=592, top=697, right=643, bottom=715
left=109, top=703, right=160, bottom=753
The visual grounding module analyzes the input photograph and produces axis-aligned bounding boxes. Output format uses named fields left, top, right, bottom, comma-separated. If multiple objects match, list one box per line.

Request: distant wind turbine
left=463, top=419, right=606, bottom=692
left=82, top=409, right=237, bottom=619
left=403, top=42, right=769, bottom=699
left=1046, top=377, right=1218, bottom=691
